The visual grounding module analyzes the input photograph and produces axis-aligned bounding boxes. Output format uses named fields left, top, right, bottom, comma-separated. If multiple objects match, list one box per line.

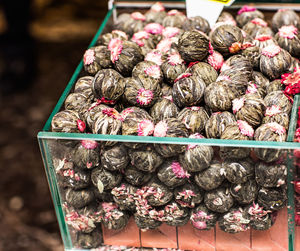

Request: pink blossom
left=154, top=121, right=168, bottom=137
left=174, top=73, right=192, bottom=83
left=237, top=120, right=254, bottom=137
left=208, top=51, right=224, bottom=71
left=81, top=140, right=98, bottom=149
left=144, top=65, right=161, bottom=79
left=262, top=45, right=281, bottom=58
left=144, top=23, right=164, bottom=35
left=246, top=82, right=258, bottom=94
left=156, top=38, right=172, bottom=53
left=167, top=9, right=183, bottom=16
left=77, top=119, right=86, bottom=132
left=255, top=34, right=272, bottom=42
left=162, top=27, right=180, bottom=38
left=238, top=5, right=256, bottom=15
left=137, top=120, right=155, bottom=136
left=131, top=12, right=146, bottom=21
left=251, top=18, right=267, bottom=27
left=267, top=122, right=286, bottom=135
left=83, top=49, right=95, bottom=65
left=108, top=38, right=123, bottom=63
left=167, top=52, right=183, bottom=66
left=151, top=2, right=165, bottom=12
left=136, top=88, right=154, bottom=106
left=171, top=161, right=190, bottom=178
left=145, top=50, right=163, bottom=65
left=232, top=97, right=245, bottom=113
left=265, top=105, right=281, bottom=116
left=278, top=25, right=298, bottom=39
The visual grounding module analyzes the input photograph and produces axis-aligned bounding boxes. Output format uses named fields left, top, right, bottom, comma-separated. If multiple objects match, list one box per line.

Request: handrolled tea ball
left=242, top=18, right=273, bottom=38
left=246, top=203, right=275, bottom=230
left=251, top=71, right=270, bottom=98
left=114, top=12, right=145, bottom=36
left=182, top=16, right=210, bottom=34
left=97, top=29, right=128, bottom=46
left=161, top=83, right=173, bottom=96
left=76, top=228, right=102, bottom=249
left=257, top=187, right=287, bottom=211
left=144, top=179, right=173, bottom=206
left=129, top=146, right=163, bottom=173
left=163, top=201, right=190, bottom=226
left=62, top=167, right=91, bottom=190
left=64, top=93, right=91, bottom=118
left=236, top=5, right=264, bottom=28
left=111, top=183, right=137, bottom=211
left=210, top=24, right=244, bottom=55
left=144, top=23, right=164, bottom=45
left=271, top=9, right=300, bottom=33
left=121, top=107, right=154, bottom=136
left=161, top=51, right=186, bottom=84
left=131, top=31, right=156, bottom=56
left=174, top=183, right=204, bottom=208
left=259, top=45, right=292, bottom=80
left=253, top=34, right=278, bottom=49
left=262, top=105, right=290, bottom=130
left=232, top=94, right=266, bottom=128
left=157, top=160, right=190, bottom=188
left=217, top=12, right=236, bottom=26
left=266, top=79, right=284, bottom=94
left=73, top=76, right=94, bottom=101
left=132, top=61, right=163, bottom=83
left=101, top=144, right=129, bottom=171
left=177, top=30, right=209, bottom=62
left=83, top=46, right=112, bottom=75
left=178, top=107, right=209, bottom=134
left=223, top=158, right=255, bottom=184
left=85, top=103, right=109, bottom=131
left=264, top=91, right=292, bottom=114
left=124, top=165, right=152, bottom=186
left=246, top=82, right=261, bottom=98
left=255, top=162, right=287, bottom=188
left=275, top=25, right=300, bottom=57
left=179, top=133, right=214, bottom=173
left=204, top=81, right=239, bottom=112
left=241, top=45, right=261, bottom=69
left=162, top=10, right=186, bottom=28
left=218, top=207, right=250, bottom=233
left=72, top=140, right=100, bottom=169
left=145, top=2, right=167, bottom=24
left=221, top=54, right=253, bottom=75
left=205, top=111, right=236, bottom=138
left=153, top=118, right=189, bottom=158
left=186, top=62, right=218, bottom=87
left=172, top=73, right=206, bottom=108
left=92, top=69, right=124, bottom=102
left=220, top=120, right=254, bottom=159
left=254, top=122, right=287, bottom=162
left=190, top=204, right=218, bottom=230
left=91, top=167, right=122, bottom=191
left=194, top=160, right=225, bottom=191
left=65, top=188, right=95, bottom=209
left=230, top=179, right=258, bottom=204
left=134, top=213, right=162, bottom=231
left=150, top=97, right=180, bottom=123
left=204, top=187, right=234, bottom=213
left=108, top=39, right=143, bottom=77
left=100, top=202, right=129, bottom=230
left=51, top=110, right=85, bottom=133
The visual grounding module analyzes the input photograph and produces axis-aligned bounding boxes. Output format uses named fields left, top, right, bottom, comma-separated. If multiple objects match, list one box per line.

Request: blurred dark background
left=0, top=1, right=107, bottom=250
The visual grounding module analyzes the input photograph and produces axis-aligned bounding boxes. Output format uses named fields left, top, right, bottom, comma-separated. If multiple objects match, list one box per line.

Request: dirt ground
left=0, top=1, right=107, bottom=250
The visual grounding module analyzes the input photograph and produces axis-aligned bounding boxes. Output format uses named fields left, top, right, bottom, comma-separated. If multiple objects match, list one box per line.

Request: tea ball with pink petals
left=124, top=165, right=152, bottom=186
left=257, top=187, right=287, bottom=211
left=61, top=168, right=91, bottom=191
left=131, top=30, right=156, bottom=56
left=115, top=12, right=146, bottom=36
left=251, top=71, right=270, bottom=98
left=100, top=144, right=129, bottom=171
left=271, top=9, right=300, bottom=33
left=157, top=159, right=191, bottom=188
left=163, top=201, right=191, bottom=226
left=150, top=96, right=180, bottom=123
left=132, top=61, right=163, bottom=84
left=162, top=9, right=186, bottom=28
left=111, top=183, right=137, bottom=211
left=241, top=45, right=261, bottom=69
left=145, top=49, right=164, bottom=66
left=253, top=34, right=278, bottom=49
left=204, top=187, right=234, bottom=213
left=182, top=16, right=210, bottom=34
left=174, top=183, right=204, bottom=208
left=91, top=167, right=122, bottom=192
left=264, top=90, right=292, bottom=114
left=172, top=73, right=206, bottom=108
left=266, top=79, right=284, bottom=94
left=65, top=188, right=95, bottom=209
left=236, top=5, right=264, bottom=28
left=100, top=202, right=129, bottom=230
left=97, top=30, right=128, bottom=46
left=275, top=25, right=300, bottom=57
left=85, top=103, right=109, bottom=131
left=186, top=62, right=218, bottom=86
left=190, top=204, right=218, bottom=230
left=134, top=213, right=162, bottom=231
left=230, top=179, right=258, bottom=204
left=242, top=18, right=273, bottom=38
left=259, top=45, right=292, bottom=79
left=145, top=2, right=167, bottom=24
left=144, top=23, right=164, bottom=44
left=51, top=110, right=86, bottom=133
left=246, top=203, right=275, bottom=230
left=64, top=92, right=91, bottom=119
left=161, top=51, right=186, bottom=84
left=262, top=105, right=290, bottom=130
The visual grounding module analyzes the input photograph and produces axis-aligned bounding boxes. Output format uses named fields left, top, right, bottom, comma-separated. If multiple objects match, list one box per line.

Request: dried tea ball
left=221, top=54, right=253, bottom=75
left=162, top=10, right=186, bottom=28
left=254, top=122, right=287, bottom=162
left=204, top=81, right=239, bottom=112
left=83, top=46, right=112, bottom=75
left=91, top=167, right=122, bottom=192
left=62, top=167, right=91, bottom=190
left=65, top=188, right=95, bottom=209
left=144, top=179, right=173, bottom=206
left=252, top=71, right=270, bottom=98
left=150, top=97, right=180, bottom=123
left=124, top=165, right=152, bottom=186
left=259, top=45, right=292, bottom=80
left=145, top=2, right=167, bottom=24
left=264, top=90, right=292, bottom=114
left=174, top=183, right=204, bottom=208
left=179, top=133, right=214, bottom=173
left=220, top=120, right=254, bottom=159
left=217, top=12, right=236, bottom=26
left=182, top=16, right=210, bottom=34
left=257, top=187, right=287, bottom=211
left=153, top=118, right=189, bottom=158
left=129, top=146, right=163, bottom=173
left=115, top=12, right=146, bottom=36
left=266, top=79, right=284, bottom=94
left=161, top=51, right=186, bottom=84
left=271, top=9, right=300, bottom=33
left=74, top=76, right=94, bottom=101
left=72, top=140, right=100, bottom=169
left=262, top=105, right=290, bottom=130
left=236, top=5, right=264, bottom=28
left=204, top=187, right=234, bottom=213
left=132, top=61, right=163, bottom=83
left=186, top=62, right=218, bottom=86
left=275, top=25, right=300, bottom=57
left=100, top=202, right=129, bottom=230
left=190, top=204, right=218, bottom=230
left=194, top=160, right=225, bottom=191
left=255, top=162, right=287, bottom=188
left=223, top=158, right=255, bottom=184
left=230, top=179, right=258, bottom=204
left=111, top=183, right=137, bottom=211
left=108, top=39, right=144, bottom=77
left=232, top=94, right=266, bottom=128
left=76, top=228, right=102, bottom=249
left=97, top=30, right=128, bottom=46
left=157, top=159, right=190, bottom=188
left=64, top=93, right=91, bottom=118
left=85, top=103, right=109, bottom=131
left=205, top=111, right=236, bottom=139
left=101, top=144, right=129, bottom=171
left=51, top=110, right=85, bottom=133
left=131, top=31, right=156, bottom=56
left=218, top=207, right=250, bottom=233
left=210, top=24, right=244, bottom=55
left=163, top=201, right=190, bottom=226
left=172, top=73, right=206, bottom=108
left=178, top=107, right=209, bottom=134
left=241, top=45, right=261, bottom=69
left=134, top=213, right=162, bottom=231
left=253, top=34, right=278, bottom=49
left=177, top=30, right=209, bottom=62
left=246, top=203, right=275, bottom=230
left=242, top=18, right=273, bottom=38
left=92, top=69, right=124, bottom=102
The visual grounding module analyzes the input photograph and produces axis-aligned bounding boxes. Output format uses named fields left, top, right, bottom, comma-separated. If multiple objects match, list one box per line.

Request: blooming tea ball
left=186, top=62, right=218, bottom=86
left=266, top=79, right=284, bottom=94
left=91, top=167, right=122, bottom=191
left=161, top=51, right=186, bottom=84
left=264, top=90, right=292, bottom=114
left=275, top=25, right=300, bottom=57
left=257, top=187, right=287, bottom=211
left=174, top=183, right=204, bottom=208
left=182, top=16, right=210, bottom=34
left=73, top=76, right=94, bottom=101
left=100, top=144, right=129, bottom=171
left=236, top=5, right=264, bottom=28
left=72, top=140, right=100, bottom=169
left=251, top=71, right=270, bottom=98
left=145, top=2, right=167, bottom=24
left=253, top=34, right=278, bottom=49
left=144, top=178, right=173, bottom=206
left=124, top=165, right=152, bottom=186
left=111, top=183, right=137, bottom=211
left=262, top=105, right=290, bottom=130
left=271, top=9, right=300, bottom=32
left=150, top=97, right=180, bottom=123
left=65, top=188, right=95, bottom=209
left=163, top=201, right=191, bottom=226
left=230, top=179, right=258, bottom=204
left=190, top=204, right=218, bottom=230
left=242, top=18, right=273, bottom=38
left=51, top=110, right=85, bottom=133
left=162, top=9, right=186, bottom=28
left=241, top=45, right=261, bottom=69
left=132, top=61, right=163, bottom=82
left=64, top=93, right=91, bottom=118
left=100, top=202, right=129, bottom=230
left=204, top=187, right=234, bottom=213
left=134, top=213, right=162, bottom=231
left=114, top=12, right=146, bottom=36
left=97, top=30, right=128, bottom=46
left=76, top=228, right=102, bottom=249
left=247, top=203, right=276, bottom=231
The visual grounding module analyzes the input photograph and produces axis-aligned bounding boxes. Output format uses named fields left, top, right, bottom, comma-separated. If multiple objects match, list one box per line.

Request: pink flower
left=144, top=65, right=161, bottom=79
left=171, top=161, right=190, bottom=178
left=108, top=38, right=123, bottom=63
left=281, top=71, right=300, bottom=86
left=145, top=50, right=163, bottom=65
left=131, top=12, right=146, bottom=21
left=77, top=119, right=86, bottom=132
left=151, top=2, right=165, bottom=12
left=262, top=45, right=281, bottom=58
left=154, top=121, right=168, bottom=137
left=246, top=82, right=258, bottom=94
left=251, top=18, right=267, bottom=27
left=265, top=105, right=281, bottom=116
left=229, top=42, right=242, bottom=54
left=162, top=27, right=180, bottom=38
left=255, top=35, right=272, bottom=42
left=81, top=140, right=98, bottom=149
left=237, top=120, right=254, bottom=137
left=192, top=221, right=207, bottom=230
left=83, top=49, right=95, bottom=65
left=174, top=73, right=192, bottom=83
left=136, top=88, right=154, bottom=106
left=102, top=108, right=121, bottom=120
left=144, top=23, right=164, bottom=35
left=278, top=25, right=298, bottom=39
left=167, top=9, right=183, bottom=16
left=156, top=38, right=172, bottom=53
left=238, top=5, right=256, bottom=15
left=232, top=97, right=245, bottom=113
left=167, top=52, right=184, bottom=66
left=208, top=51, right=224, bottom=71
left=267, top=122, right=286, bottom=135
left=137, top=120, right=154, bottom=136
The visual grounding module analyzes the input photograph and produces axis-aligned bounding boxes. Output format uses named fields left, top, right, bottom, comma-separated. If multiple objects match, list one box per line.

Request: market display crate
left=38, top=1, right=300, bottom=250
